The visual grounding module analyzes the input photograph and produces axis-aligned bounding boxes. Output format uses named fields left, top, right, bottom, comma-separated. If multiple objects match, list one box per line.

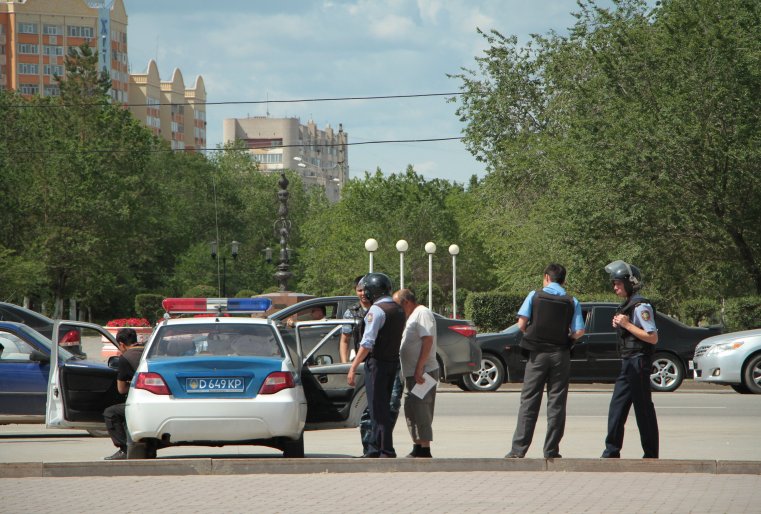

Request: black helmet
left=604, top=260, right=642, bottom=293
left=359, top=273, right=392, bottom=303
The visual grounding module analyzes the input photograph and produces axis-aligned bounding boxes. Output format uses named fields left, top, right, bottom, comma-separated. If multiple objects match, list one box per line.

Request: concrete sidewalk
left=1, top=469, right=759, bottom=514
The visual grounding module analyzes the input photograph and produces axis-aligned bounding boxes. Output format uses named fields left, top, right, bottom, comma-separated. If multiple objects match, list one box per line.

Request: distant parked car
left=269, top=296, right=481, bottom=383
left=693, top=329, right=761, bottom=394
left=464, top=302, right=722, bottom=393
left=0, top=302, right=85, bottom=358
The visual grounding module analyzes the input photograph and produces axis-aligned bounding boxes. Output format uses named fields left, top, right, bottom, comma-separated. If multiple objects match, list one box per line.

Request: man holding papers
left=393, top=288, right=438, bottom=458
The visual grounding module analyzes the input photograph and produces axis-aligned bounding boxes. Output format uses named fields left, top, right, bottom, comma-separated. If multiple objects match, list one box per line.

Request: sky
left=124, top=0, right=585, bottom=185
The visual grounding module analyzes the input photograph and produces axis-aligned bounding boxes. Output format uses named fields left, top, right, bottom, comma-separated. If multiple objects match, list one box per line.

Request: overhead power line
left=9, top=92, right=464, bottom=109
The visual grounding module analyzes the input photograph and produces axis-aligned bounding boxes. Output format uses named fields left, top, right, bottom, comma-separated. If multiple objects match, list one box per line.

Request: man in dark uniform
left=347, top=272, right=405, bottom=458
left=103, top=328, right=146, bottom=460
left=505, top=263, right=585, bottom=459
left=601, top=260, right=659, bottom=459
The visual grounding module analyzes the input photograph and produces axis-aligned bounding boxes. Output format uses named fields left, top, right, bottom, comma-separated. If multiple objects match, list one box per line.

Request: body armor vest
left=520, top=290, right=575, bottom=352
left=348, top=302, right=366, bottom=352
left=369, top=301, right=405, bottom=362
left=617, top=294, right=655, bottom=357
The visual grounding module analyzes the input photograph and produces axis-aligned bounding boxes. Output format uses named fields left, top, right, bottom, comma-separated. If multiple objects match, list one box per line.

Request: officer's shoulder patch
left=366, top=312, right=374, bottom=323
left=641, top=310, right=651, bottom=322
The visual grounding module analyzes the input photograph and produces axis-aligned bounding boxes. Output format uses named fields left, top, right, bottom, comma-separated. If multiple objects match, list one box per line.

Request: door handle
left=317, top=374, right=329, bottom=384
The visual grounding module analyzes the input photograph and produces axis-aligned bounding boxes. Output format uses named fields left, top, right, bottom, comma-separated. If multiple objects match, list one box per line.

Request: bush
left=234, top=289, right=258, bottom=298
left=183, top=284, right=218, bottom=298
left=723, top=296, right=761, bottom=332
left=135, top=294, right=164, bottom=324
left=465, top=292, right=525, bottom=333
left=678, top=297, right=722, bottom=327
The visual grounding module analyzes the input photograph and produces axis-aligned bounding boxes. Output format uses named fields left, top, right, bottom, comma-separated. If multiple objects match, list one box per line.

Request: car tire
left=282, top=433, right=305, bottom=458
left=731, top=383, right=752, bottom=394
left=462, top=355, right=505, bottom=392
left=455, top=377, right=469, bottom=391
left=650, top=352, right=684, bottom=392
left=742, top=354, right=761, bottom=394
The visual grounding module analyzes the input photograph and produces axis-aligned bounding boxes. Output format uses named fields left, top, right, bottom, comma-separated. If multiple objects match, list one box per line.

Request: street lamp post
left=449, top=244, right=460, bottom=319
left=365, top=238, right=378, bottom=272
left=425, top=242, right=436, bottom=310
left=210, top=240, right=240, bottom=297
left=396, top=240, right=408, bottom=289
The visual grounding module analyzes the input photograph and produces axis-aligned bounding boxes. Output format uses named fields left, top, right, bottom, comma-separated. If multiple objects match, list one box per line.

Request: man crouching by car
left=103, top=328, right=145, bottom=460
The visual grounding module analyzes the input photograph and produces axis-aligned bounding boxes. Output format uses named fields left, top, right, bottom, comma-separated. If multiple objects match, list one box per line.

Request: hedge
left=722, top=296, right=761, bottom=332
left=464, top=292, right=525, bottom=333
left=135, top=294, right=164, bottom=324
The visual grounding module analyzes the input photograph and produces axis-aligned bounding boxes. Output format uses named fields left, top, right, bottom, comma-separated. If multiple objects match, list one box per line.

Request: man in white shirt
left=393, top=288, right=438, bottom=458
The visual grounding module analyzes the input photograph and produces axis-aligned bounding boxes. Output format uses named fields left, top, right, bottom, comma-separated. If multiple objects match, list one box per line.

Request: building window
left=194, top=109, right=206, bottom=121
left=18, top=63, right=38, bottom=75
left=44, top=45, right=64, bottom=56
left=19, top=83, right=39, bottom=95
left=68, top=26, right=94, bottom=38
left=18, top=23, right=38, bottom=34
left=18, top=44, right=39, bottom=54
left=44, top=64, right=63, bottom=76
left=43, top=85, right=60, bottom=97
left=171, top=104, right=184, bottom=115
left=44, top=25, right=61, bottom=36
left=252, top=153, right=283, bottom=164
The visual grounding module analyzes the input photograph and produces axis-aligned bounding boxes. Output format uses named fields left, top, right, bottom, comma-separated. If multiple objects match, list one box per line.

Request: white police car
left=47, top=298, right=368, bottom=458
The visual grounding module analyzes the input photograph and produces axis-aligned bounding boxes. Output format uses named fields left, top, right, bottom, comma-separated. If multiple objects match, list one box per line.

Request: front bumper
left=693, top=351, right=744, bottom=385
left=126, top=388, right=307, bottom=443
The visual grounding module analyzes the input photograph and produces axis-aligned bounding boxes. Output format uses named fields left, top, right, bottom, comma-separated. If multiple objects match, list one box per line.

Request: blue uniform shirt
left=517, top=282, right=585, bottom=333
left=631, top=303, right=657, bottom=333
left=359, top=297, right=395, bottom=351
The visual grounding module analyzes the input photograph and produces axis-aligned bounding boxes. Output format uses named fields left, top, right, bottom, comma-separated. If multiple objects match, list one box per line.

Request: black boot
left=405, top=444, right=421, bottom=458
left=417, top=446, right=432, bottom=458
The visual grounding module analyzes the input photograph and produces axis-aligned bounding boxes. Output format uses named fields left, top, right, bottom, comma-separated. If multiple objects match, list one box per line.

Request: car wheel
left=742, top=354, right=761, bottom=394
left=463, top=355, right=505, bottom=392
left=455, top=377, right=469, bottom=391
left=731, top=383, right=752, bottom=394
left=282, top=434, right=305, bottom=458
left=650, top=353, right=684, bottom=392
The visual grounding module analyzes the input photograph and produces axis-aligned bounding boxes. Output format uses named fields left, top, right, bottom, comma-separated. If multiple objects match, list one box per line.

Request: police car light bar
left=162, top=297, right=272, bottom=314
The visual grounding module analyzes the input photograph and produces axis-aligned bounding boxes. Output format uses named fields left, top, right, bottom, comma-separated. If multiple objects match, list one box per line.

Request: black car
left=462, top=302, right=722, bottom=393
left=269, top=296, right=481, bottom=383
left=0, top=302, right=85, bottom=358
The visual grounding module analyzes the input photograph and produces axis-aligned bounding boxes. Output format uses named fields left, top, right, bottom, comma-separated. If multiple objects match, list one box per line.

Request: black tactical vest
left=520, top=290, right=575, bottom=352
left=348, top=302, right=366, bottom=351
left=369, top=300, right=405, bottom=362
left=617, top=294, right=656, bottom=357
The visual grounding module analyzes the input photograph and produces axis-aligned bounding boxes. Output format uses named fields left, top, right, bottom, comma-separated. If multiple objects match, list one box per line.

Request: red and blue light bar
left=162, top=297, right=272, bottom=315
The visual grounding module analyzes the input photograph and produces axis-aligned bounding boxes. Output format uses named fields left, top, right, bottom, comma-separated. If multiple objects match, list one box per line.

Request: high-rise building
left=0, top=0, right=129, bottom=101
left=223, top=116, right=348, bottom=202
left=129, top=60, right=206, bottom=151
left=0, top=0, right=206, bottom=150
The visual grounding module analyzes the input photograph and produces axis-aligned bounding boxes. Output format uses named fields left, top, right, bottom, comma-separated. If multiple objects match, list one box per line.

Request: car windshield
left=147, top=323, right=284, bottom=359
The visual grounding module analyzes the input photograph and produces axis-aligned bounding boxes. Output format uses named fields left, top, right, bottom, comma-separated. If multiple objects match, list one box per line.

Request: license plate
left=688, top=360, right=694, bottom=370
left=186, top=377, right=245, bottom=393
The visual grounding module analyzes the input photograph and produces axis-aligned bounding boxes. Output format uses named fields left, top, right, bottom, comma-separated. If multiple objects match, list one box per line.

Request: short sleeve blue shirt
left=517, top=282, right=585, bottom=333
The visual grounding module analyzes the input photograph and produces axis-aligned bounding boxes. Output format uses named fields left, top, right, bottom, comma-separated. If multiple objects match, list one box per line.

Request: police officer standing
left=348, top=273, right=405, bottom=458
left=601, top=260, right=659, bottom=459
left=505, top=263, right=585, bottom=459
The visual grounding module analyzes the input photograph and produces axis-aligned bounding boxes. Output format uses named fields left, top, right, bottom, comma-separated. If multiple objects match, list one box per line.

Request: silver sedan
left=693, top=328, right=761, bottom=394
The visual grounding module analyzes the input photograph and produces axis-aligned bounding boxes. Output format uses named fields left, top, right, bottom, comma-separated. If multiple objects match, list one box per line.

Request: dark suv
left=0, top=302, right=85, bottom=358
left=269, top=296, right=481, bottom=383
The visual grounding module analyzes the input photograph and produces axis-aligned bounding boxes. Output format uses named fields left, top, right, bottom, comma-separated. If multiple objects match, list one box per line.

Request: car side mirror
left=314, top=354, right=333, bottom=366
left=107, top=356, right=121, bottom=369
left=30, top=349, right=50, bottom=363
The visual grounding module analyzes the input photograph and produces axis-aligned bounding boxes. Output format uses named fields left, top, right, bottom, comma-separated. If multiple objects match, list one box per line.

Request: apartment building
left=223, top=117, right=348, bottom=202
left=0, top=0, right=206, bottom=150
left=128, top=60, right=206, bottom=151
left=0, top=0, right=129, bottom=101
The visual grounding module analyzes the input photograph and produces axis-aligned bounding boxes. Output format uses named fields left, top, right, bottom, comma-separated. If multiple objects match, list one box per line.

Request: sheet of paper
left=410, top=372, right=437, bottom=399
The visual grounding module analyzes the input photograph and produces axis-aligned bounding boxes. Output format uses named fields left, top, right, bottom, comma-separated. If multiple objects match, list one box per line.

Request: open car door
left=46, top=321, right=124, bottom=431
left=295, top=320, right=367, bottom=430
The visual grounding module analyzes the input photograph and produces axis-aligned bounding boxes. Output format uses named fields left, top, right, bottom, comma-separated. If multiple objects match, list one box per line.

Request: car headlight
left=706, top=341, right=744, bottom=355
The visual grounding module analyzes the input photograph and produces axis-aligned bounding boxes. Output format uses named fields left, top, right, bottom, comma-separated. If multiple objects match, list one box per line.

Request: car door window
left=0, top=333, right=34, bottom=360
left=590, top=307, right=616, bottom=334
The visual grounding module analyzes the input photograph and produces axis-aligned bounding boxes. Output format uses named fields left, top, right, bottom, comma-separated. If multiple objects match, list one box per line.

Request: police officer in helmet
left=348, top=272, right=405, bottom=458
left=601, top=260, right=659, bottom=459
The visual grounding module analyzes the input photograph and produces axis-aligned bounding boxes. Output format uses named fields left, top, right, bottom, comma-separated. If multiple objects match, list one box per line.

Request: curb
left=2, top=458, right=760, bottom=478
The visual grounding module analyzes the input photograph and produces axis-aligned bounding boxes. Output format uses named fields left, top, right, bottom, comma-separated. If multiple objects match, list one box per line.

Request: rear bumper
left=126, top=388, right=307, bottom=443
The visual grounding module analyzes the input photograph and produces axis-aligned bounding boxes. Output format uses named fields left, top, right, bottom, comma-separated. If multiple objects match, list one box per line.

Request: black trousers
left=603, top=354, right=659, bottom=458
left=364, top=357, right=400, bottom=457
left=510, top=349, right=570, bottom=458
left=103, top=402, right=128, bottom=451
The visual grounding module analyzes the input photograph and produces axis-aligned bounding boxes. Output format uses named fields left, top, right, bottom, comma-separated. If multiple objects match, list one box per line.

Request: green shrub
left=678, top=297, right=722, bottom=327
left=135, top=294, right=165, bottom=324
left=465, top=292, right=525, bottom=333
left=723, top=296, right=761, bottom=332
left=183, top=284, right=218, bottom=298
left=234, top=289, right=258, bottom=298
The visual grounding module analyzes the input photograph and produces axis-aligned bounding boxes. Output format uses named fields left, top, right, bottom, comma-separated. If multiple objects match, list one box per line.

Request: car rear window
left=147, top=323, right=284, bottom=359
